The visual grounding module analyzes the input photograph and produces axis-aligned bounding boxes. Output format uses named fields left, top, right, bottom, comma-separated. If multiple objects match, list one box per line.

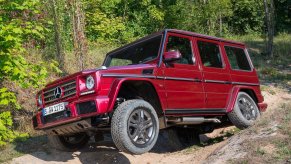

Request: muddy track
left=10, top=86, right=290, bottom=164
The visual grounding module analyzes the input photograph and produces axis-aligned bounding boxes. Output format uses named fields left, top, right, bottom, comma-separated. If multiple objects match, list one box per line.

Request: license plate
left=42, top=102, right=68, bottom=116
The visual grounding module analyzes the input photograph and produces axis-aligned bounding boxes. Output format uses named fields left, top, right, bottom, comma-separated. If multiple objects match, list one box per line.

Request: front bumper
left=33, top=96, right=109, bottom=130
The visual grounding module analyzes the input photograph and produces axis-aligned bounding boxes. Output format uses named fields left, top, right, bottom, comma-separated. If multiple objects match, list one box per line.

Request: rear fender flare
left=226, top=86, right=258, bottom=113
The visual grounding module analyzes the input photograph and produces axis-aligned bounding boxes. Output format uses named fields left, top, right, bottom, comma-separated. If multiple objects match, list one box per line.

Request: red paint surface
left=33, top=29, right=267, bottom=129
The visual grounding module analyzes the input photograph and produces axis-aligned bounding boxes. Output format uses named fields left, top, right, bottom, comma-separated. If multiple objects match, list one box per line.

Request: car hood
left=45, top=64, right=157, bottom=88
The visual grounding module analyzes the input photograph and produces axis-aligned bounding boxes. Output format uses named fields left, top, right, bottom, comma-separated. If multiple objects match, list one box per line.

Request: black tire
left=48, top=132, right=90, bottom=151
left=227, top=92, right=260, bottom=129
left=111, top=99, right=159, bottom=154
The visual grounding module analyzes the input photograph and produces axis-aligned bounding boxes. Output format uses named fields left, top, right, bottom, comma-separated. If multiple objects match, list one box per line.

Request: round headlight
left=86, top=75, right=95, bottom=90
left=38, top=94, right=43, bottom=106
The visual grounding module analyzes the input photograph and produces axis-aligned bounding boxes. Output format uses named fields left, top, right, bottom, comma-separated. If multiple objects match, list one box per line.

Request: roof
left=106, top=29, right=245, bottom=56
left=166, top=29, right=245, bottom=45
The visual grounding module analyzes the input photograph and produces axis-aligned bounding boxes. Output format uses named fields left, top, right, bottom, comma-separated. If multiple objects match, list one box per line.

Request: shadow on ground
left=12, top=134, right=129, bottom=164
left=11, top=128, right=235, bottom=163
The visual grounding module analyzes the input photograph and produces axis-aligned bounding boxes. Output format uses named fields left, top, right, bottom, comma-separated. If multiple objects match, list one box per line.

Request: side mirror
left=163, top=51, right=182, bottom=63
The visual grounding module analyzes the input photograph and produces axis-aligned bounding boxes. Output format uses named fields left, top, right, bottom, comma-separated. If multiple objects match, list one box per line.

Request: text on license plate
left=42, top=102, right=68, bottom=116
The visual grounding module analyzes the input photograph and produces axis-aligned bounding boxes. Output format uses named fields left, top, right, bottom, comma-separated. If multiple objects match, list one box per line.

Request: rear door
left=222, top=43, right=259, bottom=84
left=161, top=33, right=205, bottom=112
left=194, top=38, right=232, bottom=109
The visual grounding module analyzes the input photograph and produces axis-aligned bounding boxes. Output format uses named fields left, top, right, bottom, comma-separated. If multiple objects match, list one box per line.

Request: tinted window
left=225, top=46, right=251, bottom=71
left=166, top=36, right=194, bottom=65
left=105, top=35, right=162, bottom=67
left=197, top=41, right=223, bottom=68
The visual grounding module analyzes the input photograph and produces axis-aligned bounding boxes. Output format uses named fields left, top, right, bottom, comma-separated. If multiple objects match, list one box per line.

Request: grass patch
left=231, top=102, right=291, bottom=163
left=274, top=140, right=291, bottom=160
left=255, top=147, right=266, bottom=156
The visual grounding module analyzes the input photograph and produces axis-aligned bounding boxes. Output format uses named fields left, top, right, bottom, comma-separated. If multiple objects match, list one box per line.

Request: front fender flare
left=106, top=78, right=161, bottom=113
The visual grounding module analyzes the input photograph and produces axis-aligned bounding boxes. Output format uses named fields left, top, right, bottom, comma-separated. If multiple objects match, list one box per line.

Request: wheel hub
left=128, top=108, right=155, bottom=145
left=238, top=97, right=257, bottom=120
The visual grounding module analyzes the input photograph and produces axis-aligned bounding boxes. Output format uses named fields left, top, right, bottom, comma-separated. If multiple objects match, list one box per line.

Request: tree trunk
left=263, top=0, right=275, bottom=58
left=219, top=12, right=222, bottom=36
left=51, top=0, right=65, bottom=73
left=70, top=0, right=87, bottom=71
left=122, top=0, right=128, bottom=21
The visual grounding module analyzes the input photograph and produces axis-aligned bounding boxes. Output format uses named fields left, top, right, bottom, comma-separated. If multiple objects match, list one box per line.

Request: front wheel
left=111, top=99, right=159, bottom=154
left=227, top=92, right=260, bottom=129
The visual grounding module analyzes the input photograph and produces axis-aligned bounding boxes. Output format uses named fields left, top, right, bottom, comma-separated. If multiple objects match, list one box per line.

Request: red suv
left=33, top=29, right=267, bottom=154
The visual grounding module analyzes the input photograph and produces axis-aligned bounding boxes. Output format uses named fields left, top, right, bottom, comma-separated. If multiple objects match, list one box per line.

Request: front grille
left=32, top=116, right=38, bottom=128
left=43, top=80, right=77, bottom=104
left=77, top=101, right=97, bottom=115
left=42, top=110, right=70, bottom=124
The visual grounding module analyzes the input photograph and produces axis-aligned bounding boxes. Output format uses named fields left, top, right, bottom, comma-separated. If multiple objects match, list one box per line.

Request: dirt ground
left=9, top=86, right=291, bottom=164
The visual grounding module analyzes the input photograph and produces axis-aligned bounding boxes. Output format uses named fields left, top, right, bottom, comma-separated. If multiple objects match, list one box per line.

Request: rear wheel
left=228, top=92, right=260, bottom=129
left=48, top=132, right=90, bottom=151
left=111, top=99, right=159, bottom=154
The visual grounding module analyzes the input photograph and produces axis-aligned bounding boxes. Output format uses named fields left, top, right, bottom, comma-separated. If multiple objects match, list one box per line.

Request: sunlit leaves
left=0, top=0, right=48, bottom=146
left=0, top=111, right=27, bottom=147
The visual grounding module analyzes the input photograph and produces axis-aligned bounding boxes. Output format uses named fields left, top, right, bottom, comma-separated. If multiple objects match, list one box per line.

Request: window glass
left=166, top=36, right=194, bottom=65
left=110, top=58, right=132, bottom=66
left=105, top=35, right=162, bottom=67
left=224, top=46, right=251, bottom=71
left=197, top=41, right=223, bottom=68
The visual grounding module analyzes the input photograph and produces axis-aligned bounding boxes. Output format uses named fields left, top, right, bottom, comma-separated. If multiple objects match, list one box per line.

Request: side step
left=167, top=117, right=221, bottom=125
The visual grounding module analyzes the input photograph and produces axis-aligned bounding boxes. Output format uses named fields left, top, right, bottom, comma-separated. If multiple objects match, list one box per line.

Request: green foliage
left=0, top=112, right=29, bottom=147
left=229, top=0, right=264, bottom=34
left=85, top=4, right=126, bottom=42
left=0, top=0, right=48, bottom=88
left=0, top=88, right=19, bottom=109
left=0, top=112, right=14, bottom=147
left=82, top=0, right=272, bottom=43
left=0, top=0, right=47, bottom=146
left=0, top=111, right=28, bottom=147
left=274, top=0, right=291, bottom=33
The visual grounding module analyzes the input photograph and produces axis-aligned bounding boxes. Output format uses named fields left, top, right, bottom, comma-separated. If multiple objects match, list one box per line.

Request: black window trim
left=224, top=45, right=254, bottom=72
left=197, top=40, right=226, bottom=70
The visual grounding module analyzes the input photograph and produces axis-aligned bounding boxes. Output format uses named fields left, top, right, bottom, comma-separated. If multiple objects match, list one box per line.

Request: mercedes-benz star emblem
left=54, top=86, right=62, bottom=99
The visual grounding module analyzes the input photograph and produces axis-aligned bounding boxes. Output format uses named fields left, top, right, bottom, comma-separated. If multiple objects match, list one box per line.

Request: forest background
left=0, top=0, right=290, bottom=148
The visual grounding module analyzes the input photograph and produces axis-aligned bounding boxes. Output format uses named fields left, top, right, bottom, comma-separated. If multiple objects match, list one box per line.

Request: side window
left=224, top=46, right=251, bottom=71
left=197, top=41, right=223, bottom=68
left=166, top=36, right=194, bottom=65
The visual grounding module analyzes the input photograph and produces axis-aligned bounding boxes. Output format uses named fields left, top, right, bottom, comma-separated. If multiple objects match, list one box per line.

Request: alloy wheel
left=127, top=108, right=155, bottom=146
left=238, top=96, right=258, bottom=120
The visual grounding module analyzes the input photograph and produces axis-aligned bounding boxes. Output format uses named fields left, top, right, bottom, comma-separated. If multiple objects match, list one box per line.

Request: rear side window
left=197, top=41, right=223, bottom=68
left=224, top=46, right=251, bottom=71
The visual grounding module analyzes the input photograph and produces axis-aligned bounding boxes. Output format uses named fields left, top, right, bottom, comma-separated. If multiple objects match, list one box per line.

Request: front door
left=194, top=38, right=232, bottom=109
left=160, top=33, right=205, bottom=113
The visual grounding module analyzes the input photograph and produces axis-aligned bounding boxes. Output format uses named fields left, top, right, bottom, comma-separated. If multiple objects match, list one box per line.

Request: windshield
left=104, top=35, right=162, bottom=67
